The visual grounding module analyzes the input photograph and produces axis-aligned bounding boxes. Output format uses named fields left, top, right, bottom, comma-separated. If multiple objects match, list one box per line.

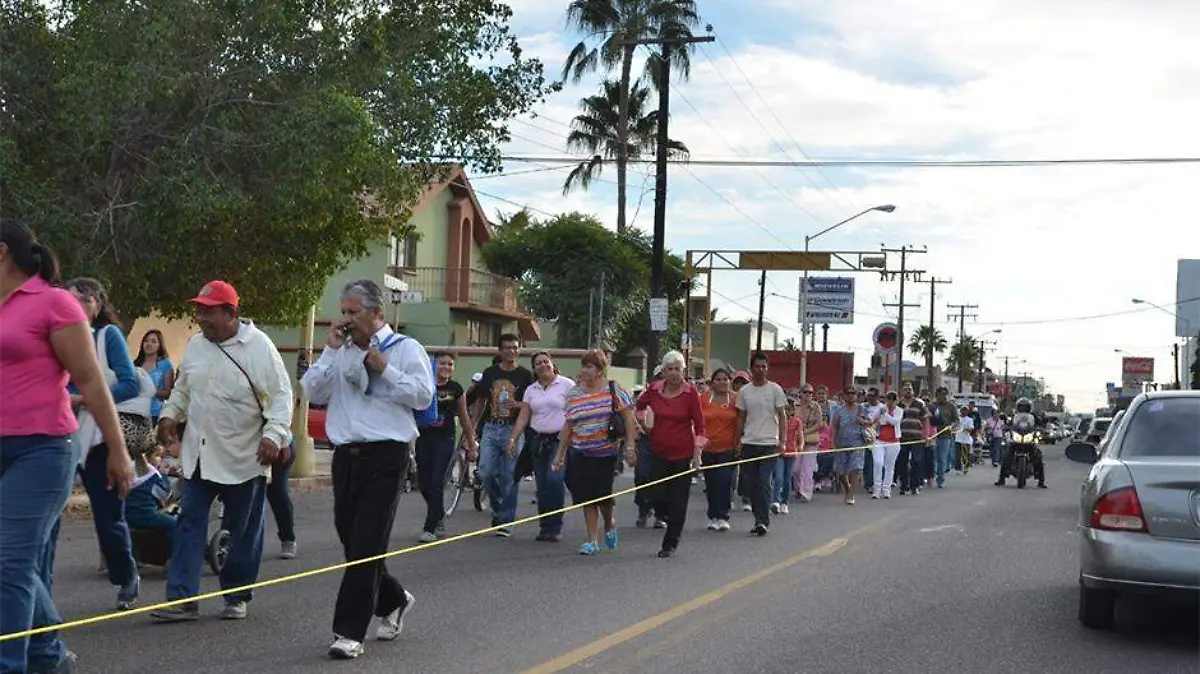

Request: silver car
left=1065, top=391, right=1200, bottom=629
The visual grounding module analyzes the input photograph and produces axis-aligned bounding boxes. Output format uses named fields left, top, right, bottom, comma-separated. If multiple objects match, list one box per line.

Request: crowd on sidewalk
left=0, top=217, right=1011, bottom=672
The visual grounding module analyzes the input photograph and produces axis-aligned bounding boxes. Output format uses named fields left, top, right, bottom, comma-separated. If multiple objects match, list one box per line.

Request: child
left=954, top=407, right=976, bottom=475
left=771, top=400, right=802, bottom=514
left=126, top=448, right=177, bottom=564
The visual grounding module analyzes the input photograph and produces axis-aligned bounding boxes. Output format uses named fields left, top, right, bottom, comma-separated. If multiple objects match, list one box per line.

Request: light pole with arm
left=800, top=204, right=896, bottom=385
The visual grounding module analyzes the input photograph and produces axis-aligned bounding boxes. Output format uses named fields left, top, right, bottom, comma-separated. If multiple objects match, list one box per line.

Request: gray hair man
left=301, top=278, right=434, bottom=660
left=151, top=280, right=293, bottom=623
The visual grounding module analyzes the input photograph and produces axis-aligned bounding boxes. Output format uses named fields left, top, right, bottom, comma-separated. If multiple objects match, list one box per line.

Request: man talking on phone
left=300, top=279, right=434, bottom=660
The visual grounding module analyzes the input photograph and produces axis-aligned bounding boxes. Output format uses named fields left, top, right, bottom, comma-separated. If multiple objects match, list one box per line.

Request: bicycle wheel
left=443, top=450, right=467, bottom=518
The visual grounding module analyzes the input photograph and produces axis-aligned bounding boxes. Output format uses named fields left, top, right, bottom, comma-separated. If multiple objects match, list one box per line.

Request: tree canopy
left=482, top=211, right=689, bottom=352
left=0, top=0, right=550, bottom=323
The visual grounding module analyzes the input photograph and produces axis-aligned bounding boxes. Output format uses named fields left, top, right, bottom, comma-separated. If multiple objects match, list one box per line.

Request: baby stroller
left=129, top=460, right=231, bottom=575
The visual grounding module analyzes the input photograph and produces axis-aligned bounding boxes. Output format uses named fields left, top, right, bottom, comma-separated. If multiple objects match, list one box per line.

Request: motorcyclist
left=996, top=398, right=1046, bottom=488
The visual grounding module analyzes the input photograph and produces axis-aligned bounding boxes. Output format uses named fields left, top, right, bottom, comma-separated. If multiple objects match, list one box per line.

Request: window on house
left=390, top=233, right=417, bottom=270
left=467, top=319, right=500, bottom=347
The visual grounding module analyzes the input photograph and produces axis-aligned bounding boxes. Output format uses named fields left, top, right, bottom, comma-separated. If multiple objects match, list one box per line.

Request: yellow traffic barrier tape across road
left=0, top=428, right=951, bottom=643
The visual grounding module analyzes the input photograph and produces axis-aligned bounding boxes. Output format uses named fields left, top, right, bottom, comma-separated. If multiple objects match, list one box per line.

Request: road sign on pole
left=798, top=277, right=855, bottom=325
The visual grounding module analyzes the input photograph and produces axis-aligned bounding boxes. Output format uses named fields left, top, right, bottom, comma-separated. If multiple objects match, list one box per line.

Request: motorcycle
left=1008, top=422, right=1039, bottom=489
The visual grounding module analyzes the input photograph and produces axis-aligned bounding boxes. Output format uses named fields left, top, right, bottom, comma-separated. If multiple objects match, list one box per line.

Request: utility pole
left=882, top=296, right=921, bottom=393
left=822, top=323, right=829, bottom=352
left=755, top=269, right=767, bottom=353
left=947, top=302, right=979, bottom=393
left=596, top=270, right=606, bottom=348
left=625, top=32, right=715, bottom=372
left=976, top=339, right=998, bottom=393
left=924, top=277, right=953, bottom=393
left=1172, top=343, right=1180, bottom=389
left=881, top=246, right=926, bottom=395
left=587, top=288, right=595, bottom=349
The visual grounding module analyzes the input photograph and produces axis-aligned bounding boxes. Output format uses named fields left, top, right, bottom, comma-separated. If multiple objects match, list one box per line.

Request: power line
left=976, top=296, right=1200, bottom=326
left=449, top=155, right=1200, bottom=168
left=676, top=164, right=798, bottom=250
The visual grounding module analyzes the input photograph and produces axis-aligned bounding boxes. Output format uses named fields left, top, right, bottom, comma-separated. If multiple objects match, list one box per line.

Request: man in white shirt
left=734, top=352, right=788, bottom=536
left=300, top=279, right=434, bottom=660
left=150, top=280, right=293, bottom=623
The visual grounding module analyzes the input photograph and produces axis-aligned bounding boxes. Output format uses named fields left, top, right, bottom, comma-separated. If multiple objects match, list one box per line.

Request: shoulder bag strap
left=608, top=380, right=618, bottom=411
left=216, top=343, right=266, bottom=425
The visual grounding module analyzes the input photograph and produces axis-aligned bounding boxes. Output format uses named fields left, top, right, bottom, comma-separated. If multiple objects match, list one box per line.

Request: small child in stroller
left=127, top=445, right=180, bottom=567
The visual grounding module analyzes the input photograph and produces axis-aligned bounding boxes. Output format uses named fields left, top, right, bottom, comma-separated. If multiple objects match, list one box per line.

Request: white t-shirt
left=955, top=417, right=975, bottom=444
left=735, top=381, right=788, bottom=446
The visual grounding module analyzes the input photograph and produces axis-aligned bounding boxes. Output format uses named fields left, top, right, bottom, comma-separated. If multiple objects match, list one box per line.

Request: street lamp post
left=799, top=204, right=896, bottom=385
left=973, top=328, right=1002, bottom=393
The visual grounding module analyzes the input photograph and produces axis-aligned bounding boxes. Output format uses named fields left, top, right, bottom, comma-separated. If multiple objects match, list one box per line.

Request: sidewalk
left=64, top=449, right=334, bottom=519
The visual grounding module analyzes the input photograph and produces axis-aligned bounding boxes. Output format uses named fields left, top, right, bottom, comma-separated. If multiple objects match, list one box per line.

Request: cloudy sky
left=468, top=0, right=1200, bottom=410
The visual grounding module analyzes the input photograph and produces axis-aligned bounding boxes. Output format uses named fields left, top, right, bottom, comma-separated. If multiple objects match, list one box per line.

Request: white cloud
left=477, top=0, right=1200, bottom=408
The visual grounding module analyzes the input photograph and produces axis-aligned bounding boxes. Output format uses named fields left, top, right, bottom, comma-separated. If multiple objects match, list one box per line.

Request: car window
left=1092, top=420, right=1111, bottom=434
left=1117, top=398, right=1200, bottom=458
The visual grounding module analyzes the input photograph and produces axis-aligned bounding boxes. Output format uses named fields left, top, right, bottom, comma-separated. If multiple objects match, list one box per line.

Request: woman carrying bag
left=65, top=277, right=156, bottom=611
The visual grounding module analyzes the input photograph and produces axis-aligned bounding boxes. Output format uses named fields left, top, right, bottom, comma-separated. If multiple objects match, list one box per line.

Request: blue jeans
left=740, top=445, right=776, bottom=527
left=266, top=444, right=296, bottom=543
left=702, top=451, right=735, bottom=520
left=80, top=443, right=137, bottom=589
left=989, top=437, right=1007, bottom=466
left=530, top=433, right=565, bottom=536
left=479, top=422, right=520, bottom=526
left=0, top=435, right=75, bottom=674
left=772, top=455, right=796, bottom=505
left=934, top=434, right=955, bottom=486
left=167, top=475, right=266, bottom=605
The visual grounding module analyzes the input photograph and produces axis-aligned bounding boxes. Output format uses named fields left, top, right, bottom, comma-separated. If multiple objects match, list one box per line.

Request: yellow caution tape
left=0, top=427, right=952, bottom=642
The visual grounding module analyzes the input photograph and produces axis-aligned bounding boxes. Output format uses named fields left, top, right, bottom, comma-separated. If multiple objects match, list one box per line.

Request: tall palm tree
left=945, top=337, right=984, bottom=384
left=563, top=80, right=688, bottom=195
left=908, top=325, right=948, bottom=383
left=563, top=0, right=700, bottom=233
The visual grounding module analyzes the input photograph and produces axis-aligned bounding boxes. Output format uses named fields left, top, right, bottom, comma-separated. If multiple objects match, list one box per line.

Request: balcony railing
left=392, top=266, right=529, bottom=316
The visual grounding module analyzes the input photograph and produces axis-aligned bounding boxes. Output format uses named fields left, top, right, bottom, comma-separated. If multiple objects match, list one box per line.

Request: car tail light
left=1089, top=487, right=1147, bottom=532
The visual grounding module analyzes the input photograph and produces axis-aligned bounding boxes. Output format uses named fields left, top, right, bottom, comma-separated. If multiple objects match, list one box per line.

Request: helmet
left=1016, top=398, right=1032, bottom=414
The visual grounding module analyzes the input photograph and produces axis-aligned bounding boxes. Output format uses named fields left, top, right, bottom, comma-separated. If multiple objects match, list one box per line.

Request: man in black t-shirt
left=414, top=353, right=478, bottom=542
left=468, top=334, right=533, bottom=536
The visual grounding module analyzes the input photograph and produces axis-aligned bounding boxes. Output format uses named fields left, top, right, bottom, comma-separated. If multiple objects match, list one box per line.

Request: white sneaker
left=882, top=488, right=892, bottom=500
left=376, top=591, right=415, bottom=641
left=417, top=531, right=436, bottom=543
left=329, top=637, right=365, bottom=660
left=706, top=519, right=719, bottom=531
left=778, top=503, right=789, bottom=515
left=717, top=519, right=732, bottom=531
left=770, top=503, right=780, bottom=514
left=742, top=503, right=752, bottom=512
left=870, top=489, right=880, bottom=500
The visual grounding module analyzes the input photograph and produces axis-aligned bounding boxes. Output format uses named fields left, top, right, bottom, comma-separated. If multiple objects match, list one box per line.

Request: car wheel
left=1078, top=583, right=1116, bottom=629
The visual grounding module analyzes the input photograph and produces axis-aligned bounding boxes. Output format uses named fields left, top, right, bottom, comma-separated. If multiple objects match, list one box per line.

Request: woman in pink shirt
left=0, top=219, right=132, bottom=674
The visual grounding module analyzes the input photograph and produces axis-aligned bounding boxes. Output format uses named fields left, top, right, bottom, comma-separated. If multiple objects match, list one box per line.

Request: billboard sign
left=1121, top=357, right=1154, bottom=391
left=799, top=277, right=855, bottom=325
left=1177, top=259, right=1200, bottom=338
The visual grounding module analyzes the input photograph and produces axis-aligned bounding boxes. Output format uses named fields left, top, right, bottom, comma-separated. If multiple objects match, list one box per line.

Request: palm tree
left=945, top=337, right=984, bottom=384
left=908, top=325, right=948, bottom=383
left=563, top=0, right=700, bottom=234
left=563, top=80, right=688, bottom=196
left=494, top=208, right=534, bottom=232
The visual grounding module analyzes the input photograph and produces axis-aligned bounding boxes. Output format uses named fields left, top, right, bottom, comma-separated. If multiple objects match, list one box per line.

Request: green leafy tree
left=562, top=79, right=688, bottom=197
left=0, top=0, right=550, bottom=323
left=481, top=211, right=688, bottom=350
left=562, top=0, right=700, bottom=234
left=908, top=325, right=948, bottom=380
left=945, top=337, right=984, bottom=383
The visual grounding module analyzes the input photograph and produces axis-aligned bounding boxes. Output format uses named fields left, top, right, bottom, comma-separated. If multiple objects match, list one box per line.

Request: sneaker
left=899, top=489, right=909, bottom=496
left=435, top=523, right=447, bottom=538
left=579, top=542, right=600, bottom=555
left=604, top=529, right=619, bottom=551
left=495, top=527, right=512, bottom=538
left=717, top=519, right=732, bottom=532
left=653, top=519, right=667, bottom=529
left=706, top=519, right=719, bottom=531
left=328, top=636, right=365, bottom=660
left=30, top=649, right=77, bottom=674
left=376, top=590, right=415, bottom=641
left=535, top=531, right=562, bottom=542
left=742, top=503, right=752, bottom=512
left=150, top=602, right=200, bottom=622
left=770, top=502, right=780, bottom=514
left=882, top=489, right=892, bottom=500
left=778, top=503, right=789, bottom=515
left=635, top=515, right=648, bottom=529
left=751, top=524, right=768, bottom=536
left=657, top=547, right=676, bottom=559
left=870, top=491, right=880, bottom=500
left=418, top=531, right=437, bottom=543
left=116, top=574, right=139, bottom=611
left=913, top=487, right=921, bottom=495
left=280, top=541, right=298, bottom=559
left=220, top=601, right=248, bottom=620
left=1038, top=482, right=1048, bottom=489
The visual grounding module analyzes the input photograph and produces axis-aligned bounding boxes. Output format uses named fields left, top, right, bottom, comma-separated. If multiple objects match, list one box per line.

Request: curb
left=62, top=475, right=334, bottom=521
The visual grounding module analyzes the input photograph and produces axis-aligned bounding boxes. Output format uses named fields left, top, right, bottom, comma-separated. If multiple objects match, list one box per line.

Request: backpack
left=374, top=334, right=439, bottom=427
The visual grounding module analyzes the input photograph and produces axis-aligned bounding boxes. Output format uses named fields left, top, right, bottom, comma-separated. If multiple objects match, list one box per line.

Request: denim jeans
left=701, top=451, right=735, bottom=520
left=989, top=437, right=1007, bottom=466
left=80, top=442, right=137, bottom=589
left=0, top=435, right=75, bottom=674
left=740, top=445, right=775, bottom=527
left=266, top=443, right=296, bottom=543
left=531, top=433, right=566, bottom=536
left=415, top=432, right=455, bottom=533
left=934, top=434, right=955, bottom=486
left=633, top=435, right=655, bottom=518
left=479, top=422, right=520, bottom=525
left=772, top=455, right=796, bottom=505
left=167, top=475, right=266, bottom=605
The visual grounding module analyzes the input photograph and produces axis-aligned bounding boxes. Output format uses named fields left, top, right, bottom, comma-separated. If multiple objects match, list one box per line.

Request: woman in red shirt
left=635, top=350, right=706, bottom=558
left=699, top=369, right=738, bottom=531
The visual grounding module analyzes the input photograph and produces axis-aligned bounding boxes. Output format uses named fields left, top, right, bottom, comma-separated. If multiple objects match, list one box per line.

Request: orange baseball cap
left=188, top=280, right=239, bottom=308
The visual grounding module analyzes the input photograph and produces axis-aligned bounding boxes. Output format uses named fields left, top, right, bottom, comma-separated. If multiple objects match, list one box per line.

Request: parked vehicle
left=1073, top=414, right=1094, bottom=441
left=1064, top=391, right=1200, bottom=629
left=1085, top=417, right=1113, bottom=445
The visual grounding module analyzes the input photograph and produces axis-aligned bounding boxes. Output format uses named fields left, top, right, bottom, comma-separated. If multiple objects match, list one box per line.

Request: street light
left=1131, top=299, right=1190, bottom=389
left=972, top=329, right=1002, bottom=393
left=799, top=204, right=897, bottom=384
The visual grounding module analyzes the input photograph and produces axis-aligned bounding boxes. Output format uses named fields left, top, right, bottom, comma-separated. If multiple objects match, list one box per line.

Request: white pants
left=872, top=442, right=901, bottom=494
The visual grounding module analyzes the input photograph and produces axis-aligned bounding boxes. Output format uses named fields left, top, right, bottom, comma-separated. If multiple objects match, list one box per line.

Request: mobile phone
left=338, top=324, right=352, bottom=338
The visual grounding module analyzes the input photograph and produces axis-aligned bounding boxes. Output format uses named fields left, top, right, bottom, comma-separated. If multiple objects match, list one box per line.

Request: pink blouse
left=0, top=276, right=88, bottom=436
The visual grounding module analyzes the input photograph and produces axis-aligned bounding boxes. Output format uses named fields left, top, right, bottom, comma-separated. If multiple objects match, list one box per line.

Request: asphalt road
left=42, top=446, right=1199, bottom=673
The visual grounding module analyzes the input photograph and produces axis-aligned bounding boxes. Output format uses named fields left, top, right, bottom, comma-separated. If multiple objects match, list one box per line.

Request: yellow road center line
left=520, top=515, right=897, bottom=674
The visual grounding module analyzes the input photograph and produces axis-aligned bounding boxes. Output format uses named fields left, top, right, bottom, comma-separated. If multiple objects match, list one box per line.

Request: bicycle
left=443, top=442, right=486, bottom=518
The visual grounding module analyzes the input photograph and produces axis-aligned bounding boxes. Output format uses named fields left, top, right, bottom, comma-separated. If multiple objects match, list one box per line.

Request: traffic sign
left=799, top=276, right=855, bottom=325
left=873, top=322, right=899, bottom=355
